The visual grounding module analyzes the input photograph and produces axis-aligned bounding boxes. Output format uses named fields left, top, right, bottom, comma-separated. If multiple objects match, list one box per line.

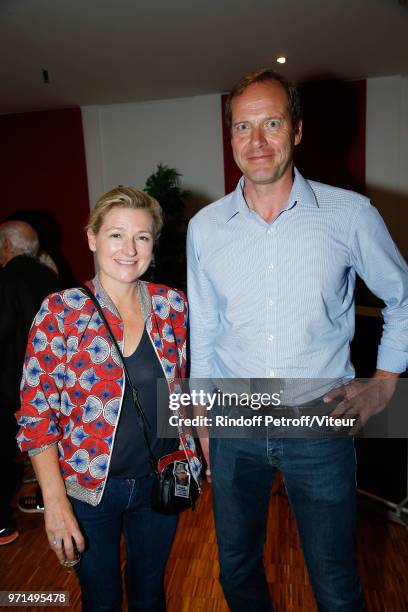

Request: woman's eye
left=138, top=235, right=151, bottom=242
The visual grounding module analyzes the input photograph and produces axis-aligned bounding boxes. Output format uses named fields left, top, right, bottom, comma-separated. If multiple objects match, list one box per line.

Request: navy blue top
left=109, top=327, right=178, bottom=478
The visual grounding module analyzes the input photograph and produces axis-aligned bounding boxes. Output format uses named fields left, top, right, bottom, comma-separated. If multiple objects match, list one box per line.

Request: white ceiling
left=1, top=0, right=407, bottom=114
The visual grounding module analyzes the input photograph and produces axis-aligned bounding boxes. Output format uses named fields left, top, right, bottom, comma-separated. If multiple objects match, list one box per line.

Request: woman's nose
left=123, top=239, right=137, bottom=255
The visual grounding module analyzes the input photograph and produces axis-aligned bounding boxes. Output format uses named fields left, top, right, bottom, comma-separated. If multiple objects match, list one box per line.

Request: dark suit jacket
left=0, top=255, right=60, bottom=424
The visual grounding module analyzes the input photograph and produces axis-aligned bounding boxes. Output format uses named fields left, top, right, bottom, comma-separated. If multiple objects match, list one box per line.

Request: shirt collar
left=291, top=167, right=319, bottom=209
left=224, top=167, right=319, bottom=222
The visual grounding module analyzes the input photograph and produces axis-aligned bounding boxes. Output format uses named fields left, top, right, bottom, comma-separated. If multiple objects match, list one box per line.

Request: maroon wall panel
left=221, top=93, right=242, bottom=195
left=222, top=79, right=366, bottom=195
left=0, top=107, right=93, bottom=285
left=296, top=78, right=366, bottom=193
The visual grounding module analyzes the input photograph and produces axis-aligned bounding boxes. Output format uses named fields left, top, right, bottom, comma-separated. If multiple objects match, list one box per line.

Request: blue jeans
left=210, top=436, right=365, bottom=612
left=69, top=475, right=178, bottom=612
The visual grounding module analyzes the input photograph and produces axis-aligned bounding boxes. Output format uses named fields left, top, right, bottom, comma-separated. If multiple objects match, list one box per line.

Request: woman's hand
left=30, top=445, right=85, bottom=564
left=44, top=495, right=85, bottom=563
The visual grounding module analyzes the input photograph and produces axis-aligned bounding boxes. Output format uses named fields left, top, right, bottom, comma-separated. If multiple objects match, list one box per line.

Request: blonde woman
left=17, top=188, right=201, bottom=611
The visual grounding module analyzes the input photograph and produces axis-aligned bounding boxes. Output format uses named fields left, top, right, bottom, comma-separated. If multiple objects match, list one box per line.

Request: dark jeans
left=0, top=418, right=19, bottom=527
left=210, top=436, right=365, bottom=612
left=69, top=475, right=178, bottom=612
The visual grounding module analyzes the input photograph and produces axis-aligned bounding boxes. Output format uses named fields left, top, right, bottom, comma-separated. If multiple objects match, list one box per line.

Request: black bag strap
left=80, top=285, right=158, bottom=473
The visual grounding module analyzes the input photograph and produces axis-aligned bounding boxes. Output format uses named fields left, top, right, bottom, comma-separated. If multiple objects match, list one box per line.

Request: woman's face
left=87, top=206, right=154, bottom=287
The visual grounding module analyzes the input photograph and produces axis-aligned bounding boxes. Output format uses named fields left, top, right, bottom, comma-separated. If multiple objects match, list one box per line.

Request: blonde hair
left=86, top=187, right=163, bottom=240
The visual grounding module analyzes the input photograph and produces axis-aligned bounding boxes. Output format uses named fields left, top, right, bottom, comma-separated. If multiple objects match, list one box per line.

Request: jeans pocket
left=301, top=400, right=350, bottom=436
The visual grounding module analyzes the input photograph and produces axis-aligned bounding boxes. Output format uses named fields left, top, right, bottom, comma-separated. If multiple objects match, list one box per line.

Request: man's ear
left=87, top=229, right=96, bottom=252
left=2, top=237, right=13, bottom=261
left=294, top=120, right=303, bottom=146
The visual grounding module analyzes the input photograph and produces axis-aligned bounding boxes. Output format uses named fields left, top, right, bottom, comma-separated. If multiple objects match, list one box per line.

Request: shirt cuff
left=377, top=345, right=408, bottom=374
left=28, top=442, right=58, bottom=457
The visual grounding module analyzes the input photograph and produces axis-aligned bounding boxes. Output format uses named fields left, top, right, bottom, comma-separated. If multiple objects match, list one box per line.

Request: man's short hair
left=225, top=68, right=302, bottom=136
left=0, top=221, right=39, bottom=258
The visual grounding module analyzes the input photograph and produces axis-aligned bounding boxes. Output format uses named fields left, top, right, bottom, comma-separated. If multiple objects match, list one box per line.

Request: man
left=0, top=221, right=59, bottom=544
left=187, top=69, right=408, bottom=611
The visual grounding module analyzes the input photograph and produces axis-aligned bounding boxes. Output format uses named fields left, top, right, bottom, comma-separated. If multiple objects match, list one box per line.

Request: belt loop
left=291, top=405, right=301, bottom=418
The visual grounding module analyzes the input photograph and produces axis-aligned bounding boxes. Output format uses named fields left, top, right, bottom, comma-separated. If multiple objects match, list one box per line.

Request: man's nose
left=250, top=125, right=267, bottom=146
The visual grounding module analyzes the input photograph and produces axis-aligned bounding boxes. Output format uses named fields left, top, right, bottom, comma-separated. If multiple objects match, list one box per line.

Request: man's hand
left=193, top=402, right=212, bottom=483
left=323, top=370, right=399, bottom=435
left=198, top=436, right=211, bottom=483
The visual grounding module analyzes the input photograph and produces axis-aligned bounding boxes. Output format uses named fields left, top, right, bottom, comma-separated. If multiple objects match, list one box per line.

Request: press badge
left=173, top=461, right=190, bottom=498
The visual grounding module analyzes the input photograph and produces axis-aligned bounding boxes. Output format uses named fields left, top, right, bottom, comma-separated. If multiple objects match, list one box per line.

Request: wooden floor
left=1, top=476, right=408, bottom=611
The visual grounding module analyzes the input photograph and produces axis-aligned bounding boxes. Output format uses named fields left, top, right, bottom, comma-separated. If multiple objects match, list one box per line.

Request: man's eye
left=110, top=233, right=121, bottom=238
left=138, top=235, right=151, bottom=242
left=265, top=119, right=280, bottom=129
left=235, top=123, right=249, bottom=132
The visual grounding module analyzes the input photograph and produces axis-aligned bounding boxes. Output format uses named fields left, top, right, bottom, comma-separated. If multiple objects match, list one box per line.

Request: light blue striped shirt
left=187, top=169, right=408, bottom=395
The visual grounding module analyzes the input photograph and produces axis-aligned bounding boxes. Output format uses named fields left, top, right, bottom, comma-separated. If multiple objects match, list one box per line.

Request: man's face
left=230, top=81, right=302, bottom=186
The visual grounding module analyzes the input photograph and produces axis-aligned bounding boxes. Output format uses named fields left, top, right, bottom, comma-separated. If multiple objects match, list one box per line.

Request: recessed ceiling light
left=276, top=56, right=286, bottom=64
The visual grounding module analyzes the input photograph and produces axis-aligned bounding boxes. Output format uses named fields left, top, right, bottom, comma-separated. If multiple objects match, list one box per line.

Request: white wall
left=366, top=75, right=408, bottom=257
left=81, top=93, right=225, bottom=215
left=366, top=75, right=408, bottom=194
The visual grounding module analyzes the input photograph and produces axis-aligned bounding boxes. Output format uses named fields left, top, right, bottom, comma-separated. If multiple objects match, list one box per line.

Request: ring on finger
left=52, top=538, right=62, bottom=546
left=60, top=556, right=80, bottom=567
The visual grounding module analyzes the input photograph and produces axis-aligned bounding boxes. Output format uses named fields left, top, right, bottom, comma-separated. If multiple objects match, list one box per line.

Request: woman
left=16, top=187, right=201, bottom=611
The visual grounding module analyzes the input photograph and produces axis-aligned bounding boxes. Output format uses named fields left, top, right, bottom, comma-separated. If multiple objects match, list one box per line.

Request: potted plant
left=144, top=164, right=189, bottom=290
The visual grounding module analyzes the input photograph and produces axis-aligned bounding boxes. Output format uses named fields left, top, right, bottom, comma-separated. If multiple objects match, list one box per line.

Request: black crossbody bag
left=80, top=285, right=199, bottom=514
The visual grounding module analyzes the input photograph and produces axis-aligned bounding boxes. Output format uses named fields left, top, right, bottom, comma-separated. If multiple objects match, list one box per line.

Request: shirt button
left=269, top=370, right=275, bottom=377
left=269, top=299, right=274, bottom=306
left=269, top=263, right=274, bottom=270
left=268, top=335, right=274, bottom=342
left=267, top=228, right=272, bottom=235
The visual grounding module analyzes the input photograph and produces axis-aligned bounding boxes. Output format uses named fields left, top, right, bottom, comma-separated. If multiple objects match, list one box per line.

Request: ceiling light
left=276, top=56, right=286, bottom=64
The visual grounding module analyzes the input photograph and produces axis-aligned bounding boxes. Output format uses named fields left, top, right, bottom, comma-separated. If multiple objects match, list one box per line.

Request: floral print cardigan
left=16, top=277, right=201, bottom=506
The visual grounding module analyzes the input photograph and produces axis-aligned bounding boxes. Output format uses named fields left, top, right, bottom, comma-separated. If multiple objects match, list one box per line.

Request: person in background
left=18, top=247, right=59, bottom=513
left=0, top=220, right=59, bottom=545
left=16, top=188, right=201, bottom=611
left=187, top=68, right=408, bottom=611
